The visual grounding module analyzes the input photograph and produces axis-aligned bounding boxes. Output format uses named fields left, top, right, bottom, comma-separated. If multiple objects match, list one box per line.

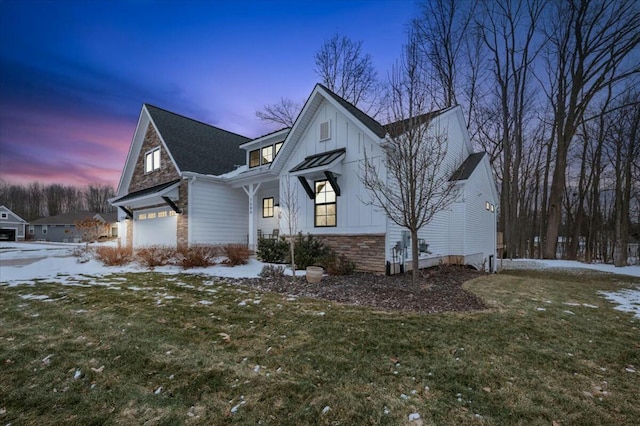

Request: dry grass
left=94, top=245, right=134, bottom=266
left=0, top=269, right=638, bottom=425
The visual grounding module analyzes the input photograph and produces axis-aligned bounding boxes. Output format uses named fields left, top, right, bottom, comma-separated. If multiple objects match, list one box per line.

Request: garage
left=0, top=228, right=16, bottom=241
left=132, top=208, right=177, bottom=247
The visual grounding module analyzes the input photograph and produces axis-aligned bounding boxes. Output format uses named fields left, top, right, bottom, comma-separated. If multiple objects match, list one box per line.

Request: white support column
left=243, top=183, right=261, bottom=251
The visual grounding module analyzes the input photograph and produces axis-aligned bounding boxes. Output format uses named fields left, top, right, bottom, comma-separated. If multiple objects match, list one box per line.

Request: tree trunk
left=543, top=139, right=568, bottom=259
left=411, top=229, right=419, bottom=286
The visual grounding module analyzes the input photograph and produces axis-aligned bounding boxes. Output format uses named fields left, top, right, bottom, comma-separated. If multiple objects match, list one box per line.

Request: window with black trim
left=263, top=197, right=274, bottom=218
left=145, top=147, right=161, bottom=173
left=314, top=180, right=336, bottom=227
left=249, top=149, right=260, bottom=168
left=275, top=142, right=283, bottom=155
left=262, top=146, right=274, bottom=164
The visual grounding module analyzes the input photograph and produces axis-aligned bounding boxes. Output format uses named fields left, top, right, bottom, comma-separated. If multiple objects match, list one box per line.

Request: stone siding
left=127, top=123, right=189, bottom=246
left=129, top=124, right=180, bottom=193
left=316, top=233, right=386, bottom=273
left=125, top=219, right=133, bottom=247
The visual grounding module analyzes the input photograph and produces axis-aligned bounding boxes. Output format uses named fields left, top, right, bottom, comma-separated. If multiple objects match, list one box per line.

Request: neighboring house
left=111, top=84, right=498, bottom=273
left=0, top=205, right=27, bottom=241
left=28, top=212, right=117, bottom=243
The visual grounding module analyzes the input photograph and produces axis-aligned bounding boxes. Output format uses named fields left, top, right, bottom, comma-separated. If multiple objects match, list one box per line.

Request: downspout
left=187, top=176, right=195, bottom=246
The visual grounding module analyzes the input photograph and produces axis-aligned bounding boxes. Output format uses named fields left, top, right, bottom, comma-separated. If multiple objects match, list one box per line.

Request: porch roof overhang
left=288, top=148, right=346, bottom=178
left=110, top=179, right=181, bottom=211
left=289, top=149, right=346, bottom=199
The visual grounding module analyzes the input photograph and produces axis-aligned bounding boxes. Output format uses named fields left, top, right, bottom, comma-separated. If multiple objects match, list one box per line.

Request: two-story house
left=111, top=84, right=498, bottom=273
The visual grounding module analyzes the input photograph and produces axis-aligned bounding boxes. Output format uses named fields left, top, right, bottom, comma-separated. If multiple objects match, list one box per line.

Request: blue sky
left=0, top=0, right=417, bottom=187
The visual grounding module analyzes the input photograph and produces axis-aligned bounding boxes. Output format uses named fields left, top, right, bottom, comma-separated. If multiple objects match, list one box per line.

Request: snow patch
left=598, top=288, right=640, bottom=319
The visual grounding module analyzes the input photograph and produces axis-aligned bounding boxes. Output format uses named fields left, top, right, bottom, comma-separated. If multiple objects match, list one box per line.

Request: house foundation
left=316, top=233, right=386, bottom=273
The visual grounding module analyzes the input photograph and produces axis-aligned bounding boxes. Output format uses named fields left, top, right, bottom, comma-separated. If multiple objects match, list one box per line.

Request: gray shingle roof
left=290, top=148, right=346, bottom=173
left=30, top=211, right=114, bottom=225
left=317, top=84, right=386, bottom=138
left=450, top=152, right=486, bottom=181
left=383, top=108, right=451, bottom=138
left=145, top=104, right=250, bottom=175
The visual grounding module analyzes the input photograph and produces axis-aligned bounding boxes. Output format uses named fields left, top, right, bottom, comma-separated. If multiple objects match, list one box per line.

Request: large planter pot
left=306, top=266, right=324, bottom=283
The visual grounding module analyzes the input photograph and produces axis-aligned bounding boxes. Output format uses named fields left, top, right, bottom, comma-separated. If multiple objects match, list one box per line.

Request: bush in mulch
left=136, top=245, right=176, bottom=269
left=223, top=244, right=251, bottom=266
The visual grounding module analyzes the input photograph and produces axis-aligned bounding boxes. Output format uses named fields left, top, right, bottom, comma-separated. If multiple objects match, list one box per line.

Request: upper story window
left=145, top=147, right=161, bottom=173
left=249, top=149, right=260, bottom=168
left=249, top=141, right=285, bottom=168
left=262, top=146, right=274, bottom=165
left=319, top=120, right=331, bottom=141
left=314, top=180, right=336, bottom=227
left=0, top=212, right=7, bottom=219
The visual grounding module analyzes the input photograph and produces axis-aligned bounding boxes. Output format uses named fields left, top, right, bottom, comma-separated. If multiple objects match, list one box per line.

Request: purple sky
left=0, top=0, right=417, bottom=188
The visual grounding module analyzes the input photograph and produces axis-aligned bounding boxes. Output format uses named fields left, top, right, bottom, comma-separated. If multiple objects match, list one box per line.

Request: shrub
left=256, top=237, right=289, bottom=263
left=321, top=252, right=356, bottom=276
left=293, top=233, right=331, bottom=269
left=223, top=244, right=250, bottom=266
left=136, top=245, right=175, bottom=269
left=72, top=246, right=92, bottom=264
left=95, top=245, right=133, bottom=266
left=258, top=264, right=287, bottom=278
left=176, top=244, right=220, bottom=269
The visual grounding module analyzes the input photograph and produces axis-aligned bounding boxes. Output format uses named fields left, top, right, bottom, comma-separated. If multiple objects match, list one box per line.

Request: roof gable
left=145, top=104, right=250, bottom=175
left=0, top=205, right=27, bottom=223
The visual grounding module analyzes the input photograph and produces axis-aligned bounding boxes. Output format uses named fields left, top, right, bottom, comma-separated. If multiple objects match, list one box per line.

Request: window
left=138, top=213, right=147, bottom=220
left=315, top=180, right=336, bottom=227
left=29, top=225, right=34, bottom=234
left=145, top=147, right=161, bottom=173
left=147, top=212, right=157, bottom=219
left=169, top=210, right=177, bottom=216
left=42, top=225, right=48, bottom=234
left=249, top=149, right=260, bottom=168
left=263, top=197, right=274, bottom=218
left=486, top=201, right=490, bottom=210
left=157, top=211, right=167, bottom=218
left=0, top=213, right=7, bottom=219
left=275, top=142, right=283, bottom=155
left=320, top=120, right=331, bottom=141
left=262, top=145, right=274, bottom=165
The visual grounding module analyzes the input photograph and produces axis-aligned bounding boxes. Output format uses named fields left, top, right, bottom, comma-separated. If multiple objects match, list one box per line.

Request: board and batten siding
left=385, top=109, right=472, bottom=263
left=280, top=99, right=387, bottom=235
left=189, top=179, right=248, bottom=245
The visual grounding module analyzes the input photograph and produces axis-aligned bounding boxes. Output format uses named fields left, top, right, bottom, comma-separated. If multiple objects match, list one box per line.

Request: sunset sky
left=0, top=0, right=417, bottom=188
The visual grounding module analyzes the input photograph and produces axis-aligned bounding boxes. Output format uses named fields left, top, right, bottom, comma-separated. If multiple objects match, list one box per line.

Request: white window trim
left=0, top=213, right=7, bottom=219
left=145, top=147, right=161, bottom=173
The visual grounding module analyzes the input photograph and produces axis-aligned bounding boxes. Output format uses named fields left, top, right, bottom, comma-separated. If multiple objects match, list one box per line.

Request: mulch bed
left=226, top=266, right=487, bottom=314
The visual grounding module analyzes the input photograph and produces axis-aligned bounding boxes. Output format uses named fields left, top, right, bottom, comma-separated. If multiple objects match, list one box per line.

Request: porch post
left=243, top=183, right=261, bottom=251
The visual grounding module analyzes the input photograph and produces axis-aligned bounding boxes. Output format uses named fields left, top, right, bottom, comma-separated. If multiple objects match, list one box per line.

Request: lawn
left=1, top=269, right=638, bottom=425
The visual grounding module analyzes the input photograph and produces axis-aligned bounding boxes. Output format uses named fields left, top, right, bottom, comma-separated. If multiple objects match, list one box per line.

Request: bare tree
left=85, top=183, right=115, bottom=213
left=314, top=33, right=381, bottom=116
left=542, top=0, right=640, bottom=259
left=256, top=97, right=301, bottom=128
left=280, top=174, right=300, bottom=278
left=361, top=38, right=459, bottom=286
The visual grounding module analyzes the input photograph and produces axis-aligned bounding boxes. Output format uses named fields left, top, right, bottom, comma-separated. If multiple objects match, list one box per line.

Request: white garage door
left=133, top=208, right=177, bottom=247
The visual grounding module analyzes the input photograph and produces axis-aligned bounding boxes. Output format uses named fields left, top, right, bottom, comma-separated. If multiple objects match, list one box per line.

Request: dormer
left=240, top=128, right=290, bottom=169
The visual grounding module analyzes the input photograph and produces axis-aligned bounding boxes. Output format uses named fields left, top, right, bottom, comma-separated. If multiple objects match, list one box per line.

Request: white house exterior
left=111, top=84, right=499, bottom=273
left=0, top=205, right=27, bottom=241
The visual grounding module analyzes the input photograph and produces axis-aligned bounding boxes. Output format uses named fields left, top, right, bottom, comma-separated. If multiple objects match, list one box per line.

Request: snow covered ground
left=1, top=242, right=638, bottom=318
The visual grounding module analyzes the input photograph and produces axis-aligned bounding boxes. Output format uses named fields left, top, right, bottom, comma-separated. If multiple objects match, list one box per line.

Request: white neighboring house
left=0, top=205, right=27, bottom=241
left=111, top=84, right=499, bottom=272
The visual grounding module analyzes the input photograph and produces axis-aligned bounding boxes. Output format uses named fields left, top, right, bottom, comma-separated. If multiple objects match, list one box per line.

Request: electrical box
left=401, top=231, right=410, bottom=250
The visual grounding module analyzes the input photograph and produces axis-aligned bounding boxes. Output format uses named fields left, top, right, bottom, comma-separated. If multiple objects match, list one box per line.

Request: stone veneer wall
left=128, top=123, right=188, bottom=246
left=129, top=124, right=181, bottom=193
left=125, top=219, right=133, bottom=247
left=315, top=234, right=386, bottom=273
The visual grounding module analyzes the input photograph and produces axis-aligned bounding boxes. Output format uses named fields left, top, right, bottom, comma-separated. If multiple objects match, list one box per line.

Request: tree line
left=258, top=0, right=640, bottom=266
left=0, top=181, right=115, bottom=221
